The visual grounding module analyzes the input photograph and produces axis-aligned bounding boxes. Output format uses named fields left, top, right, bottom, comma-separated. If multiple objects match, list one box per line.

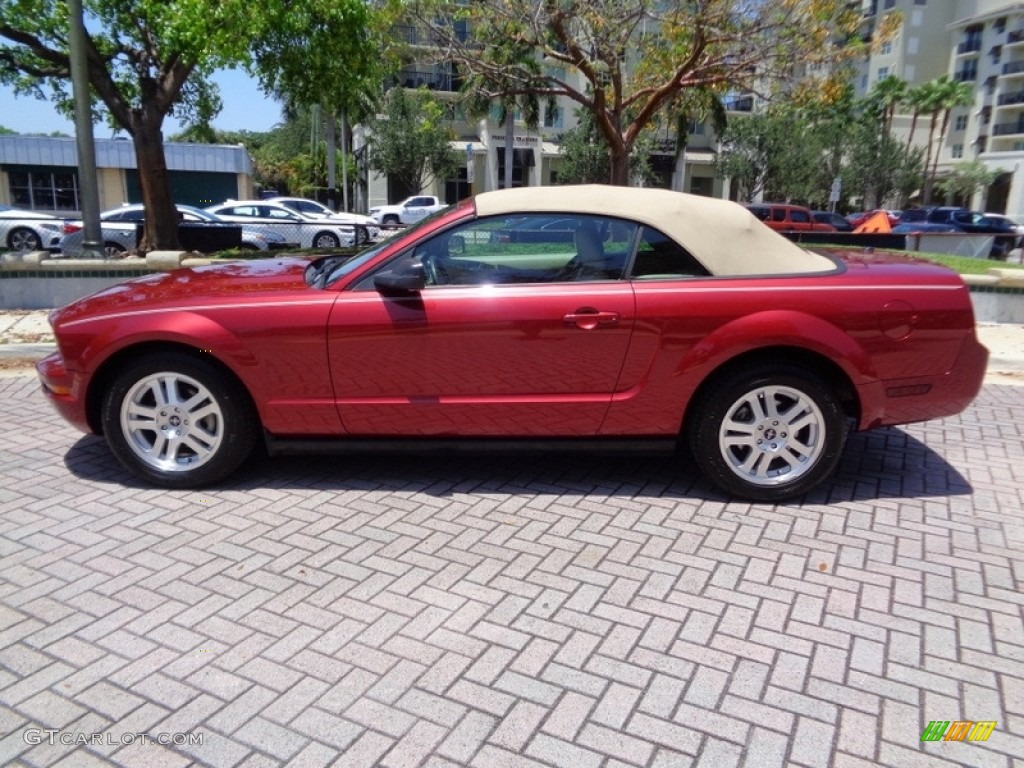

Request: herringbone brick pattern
left=1, top=372, right=1022, bottom=768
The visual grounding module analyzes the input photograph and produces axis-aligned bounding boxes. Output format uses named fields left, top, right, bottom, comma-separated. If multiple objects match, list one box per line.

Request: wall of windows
left=7, top=167, right=79, bottom=212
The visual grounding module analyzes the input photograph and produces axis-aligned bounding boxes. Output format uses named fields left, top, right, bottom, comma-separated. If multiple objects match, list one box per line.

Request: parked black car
left=812, top=211, right=854, bottom=232
left=899, top=207, right=1019, bottom=258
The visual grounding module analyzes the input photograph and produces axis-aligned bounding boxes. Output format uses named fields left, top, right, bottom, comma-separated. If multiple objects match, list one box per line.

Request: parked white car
left=205, top=201, right=358, bottom=248
left=60, top=204, right=292, bottom=257
left=0, top=204, right=64, bottom=252
left=268, top=196, right=380, bottom=242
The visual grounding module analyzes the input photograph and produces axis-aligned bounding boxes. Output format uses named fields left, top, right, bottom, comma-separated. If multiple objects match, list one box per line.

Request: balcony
left=1003, top=60, right=1024, bottom=76
left=388, top=69, right=463, bottom=93
left=724, top=96, right=754, bottom=112
left=992, top=121, right=1024, bottom=136
left=954, top=69, right=978, bottom=82
left=957, top=40, right=982, bottom=55
left=1009, top=29, right=1024, bottom=44
left=998, top=91, right=1024, bottom=106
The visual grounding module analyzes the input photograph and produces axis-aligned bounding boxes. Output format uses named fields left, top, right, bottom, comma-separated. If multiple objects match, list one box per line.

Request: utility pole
left=67, top=0, right=104, bottom=258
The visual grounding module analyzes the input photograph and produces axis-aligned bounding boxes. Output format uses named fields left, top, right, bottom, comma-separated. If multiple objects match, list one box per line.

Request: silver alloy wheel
left=9, top=228, right=41, bottom=251
left=717, top=383, right=826, bottom=487
left=314, top=232, right=339, bottom=248
left=119, top=372, right=225, bottom=473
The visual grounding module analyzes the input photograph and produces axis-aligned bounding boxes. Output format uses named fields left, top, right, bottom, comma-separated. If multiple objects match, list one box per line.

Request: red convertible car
left=38, top=186, right=987, bottom=501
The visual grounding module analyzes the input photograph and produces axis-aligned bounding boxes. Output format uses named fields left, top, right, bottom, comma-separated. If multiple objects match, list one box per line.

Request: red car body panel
left=38, top=197, right=987, bottom=454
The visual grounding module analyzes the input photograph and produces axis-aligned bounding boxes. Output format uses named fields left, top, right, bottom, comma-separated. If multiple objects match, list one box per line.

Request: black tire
left=313, top=231, right=340, bottom=248
left=100, top=352, right=258, bottom=488
left=688, top=364, right=848, bottom=502
left=104, top=242, right=127, bottom=257
left=8, top=227, right=42, bottom=251
left=383, top=215, right=400, bottom=228
left=354, top=225, right=368, bottom=246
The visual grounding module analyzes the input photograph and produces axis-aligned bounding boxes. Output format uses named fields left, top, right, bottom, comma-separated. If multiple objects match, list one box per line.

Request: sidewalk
left=2, top=308, right=1023, bottom=382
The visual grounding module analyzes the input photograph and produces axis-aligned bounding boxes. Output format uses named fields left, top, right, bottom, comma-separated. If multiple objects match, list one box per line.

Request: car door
left=326, top=213, right=638, bottom=436
left=403, top=197, right=434, bottom=223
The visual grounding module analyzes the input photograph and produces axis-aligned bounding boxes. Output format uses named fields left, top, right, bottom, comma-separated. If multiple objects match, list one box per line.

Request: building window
left=996, top=17, right=1007, bottom=34
left=952, top=144, right=964, bottom=158
left=884, top=0, right=895, bottom=8
left=955, top=115, right=968, bottom=131
left=8, top=169, right=80, bottom=212
left=861, top=74, right=869, bottom=90
left=880, top=41, right=892, bottom=55
left=543, top=104, right=563, bottom=129
left=914, top=0, right=926, bottom=5
left=877, top=67, right=889, bottom=80
left=688, top=120, right=705, bottom=136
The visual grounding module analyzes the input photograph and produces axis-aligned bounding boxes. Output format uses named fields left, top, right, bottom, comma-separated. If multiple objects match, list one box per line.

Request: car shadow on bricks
left=61, top=426, right=970, bottom=505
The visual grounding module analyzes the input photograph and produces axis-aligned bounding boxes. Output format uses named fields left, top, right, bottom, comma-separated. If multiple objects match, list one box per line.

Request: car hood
left=51, top=257, right=314, bottom=327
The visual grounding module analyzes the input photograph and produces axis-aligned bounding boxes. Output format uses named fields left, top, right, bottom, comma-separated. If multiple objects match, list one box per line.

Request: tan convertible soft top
left=473, top=185, right=836, bottom=276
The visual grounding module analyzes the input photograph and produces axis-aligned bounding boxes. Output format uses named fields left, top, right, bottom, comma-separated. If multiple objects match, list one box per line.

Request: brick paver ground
left=1, top=371, right=1022, bottom=768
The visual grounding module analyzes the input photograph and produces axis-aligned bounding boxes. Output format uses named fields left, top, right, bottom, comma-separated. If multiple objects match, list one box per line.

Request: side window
left=630, top=227, right=709, bottom=279
left=748, top=207, right=768, bottom=221
left=358, top=214, right=638, bottom=289
left=789, top=210, right=810, bottom=223
left=771, top=208, right=786, bottom=222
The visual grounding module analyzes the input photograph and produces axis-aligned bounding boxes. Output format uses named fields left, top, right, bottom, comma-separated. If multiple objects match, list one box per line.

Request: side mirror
left=374, top=259, right=426, bottom=295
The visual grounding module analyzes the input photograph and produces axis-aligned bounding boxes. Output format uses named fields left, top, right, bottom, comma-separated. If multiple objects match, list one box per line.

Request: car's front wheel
left=313, top=231, right=340, bottom=248
left=101, top=353, right=258, bottom=488
left=8, top=227, right=42, bottom=251
left=689, top=364, right=848, bottom=502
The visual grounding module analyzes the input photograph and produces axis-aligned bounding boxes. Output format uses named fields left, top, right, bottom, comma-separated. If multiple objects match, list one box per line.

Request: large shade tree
left=0, top=0, right=380, bottom=249
left=410, top=0, right=892, bottom=186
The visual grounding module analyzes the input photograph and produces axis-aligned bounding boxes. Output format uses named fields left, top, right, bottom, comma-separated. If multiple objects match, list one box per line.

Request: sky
left=0, top=68, right=285, bottom=138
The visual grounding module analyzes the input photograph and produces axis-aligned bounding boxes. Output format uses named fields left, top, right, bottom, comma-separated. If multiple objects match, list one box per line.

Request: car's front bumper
left=37, top=351, right=93, bottom=434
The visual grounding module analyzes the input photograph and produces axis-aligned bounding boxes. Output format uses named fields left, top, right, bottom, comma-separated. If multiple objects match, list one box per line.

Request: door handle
left=563, top=308, right=620, bottom=330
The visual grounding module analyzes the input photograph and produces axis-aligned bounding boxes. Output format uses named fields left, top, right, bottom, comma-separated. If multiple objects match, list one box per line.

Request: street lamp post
left=68, top=0, right=104, bottom=258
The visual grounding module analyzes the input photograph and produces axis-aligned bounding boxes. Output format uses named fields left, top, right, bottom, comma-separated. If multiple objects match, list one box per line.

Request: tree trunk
left=504, top=110, right=514, bottom=190
left=326, top=110, right=337, bottom=210
left=608, top=143, right=630, bottom=186
left=133, top=116, right=180, bottom=252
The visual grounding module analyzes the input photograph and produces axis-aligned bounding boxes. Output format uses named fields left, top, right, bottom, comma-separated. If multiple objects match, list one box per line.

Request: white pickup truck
left=368, top=195, right=446, bottom=227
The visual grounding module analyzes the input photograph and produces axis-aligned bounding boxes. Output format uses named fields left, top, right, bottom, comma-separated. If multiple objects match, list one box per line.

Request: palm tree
left=460, top=44, right=542, bottom=190
left=869, top=75, right=908, bottom=136
left=925, top=77, right=975, bottom=203
left=904, top=81, right=938, bottom=153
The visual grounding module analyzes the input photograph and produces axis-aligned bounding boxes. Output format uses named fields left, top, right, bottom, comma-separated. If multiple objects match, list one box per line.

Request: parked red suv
left=746, top=203, right=836, bottom=232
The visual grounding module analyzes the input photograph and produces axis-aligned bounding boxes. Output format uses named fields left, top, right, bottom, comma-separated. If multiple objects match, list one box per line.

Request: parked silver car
left=0, top=204, right=64, bottom=252
left=268, top=196, right=380, bottom=243
left=205, top=200, right=359, bottom=248
left=60, top=204, right=292, bottom=257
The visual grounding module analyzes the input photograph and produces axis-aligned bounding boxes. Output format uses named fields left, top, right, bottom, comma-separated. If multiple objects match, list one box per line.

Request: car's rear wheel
left=8, top=227, right=42, bottom=251
left=313, top=231, right=340, bottom=248
left=101, top=353, right=257, bottom=488
left=104, top=242, right=127, bottom=257
left=383, top=215, right=400, bottom=228
left=689, top=364, right=847, bottom=502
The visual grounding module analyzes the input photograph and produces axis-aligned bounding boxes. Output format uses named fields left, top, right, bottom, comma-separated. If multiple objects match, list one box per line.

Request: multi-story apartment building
left=356, top=21, right=736, bottom=209
left=852, top=0, right=1024, bottom=216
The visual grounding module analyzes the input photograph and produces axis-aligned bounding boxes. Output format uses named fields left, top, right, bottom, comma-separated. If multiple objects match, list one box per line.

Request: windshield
left=310, top=204, right=455, bottom=288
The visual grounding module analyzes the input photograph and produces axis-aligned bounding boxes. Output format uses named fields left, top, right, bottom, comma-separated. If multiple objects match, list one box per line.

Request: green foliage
left=557, top=109, right=658, bottom=186
left=365, top=88, right=459, bottom=198
left=414, top=0, right=867, bottom=185
left=716, top=89, right=924, bottom=209
left=246, top=0, right=391, bottom=122
left=935, top=160, right=1003, bottom=205
left=0, top=0, right=256, bottom=131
